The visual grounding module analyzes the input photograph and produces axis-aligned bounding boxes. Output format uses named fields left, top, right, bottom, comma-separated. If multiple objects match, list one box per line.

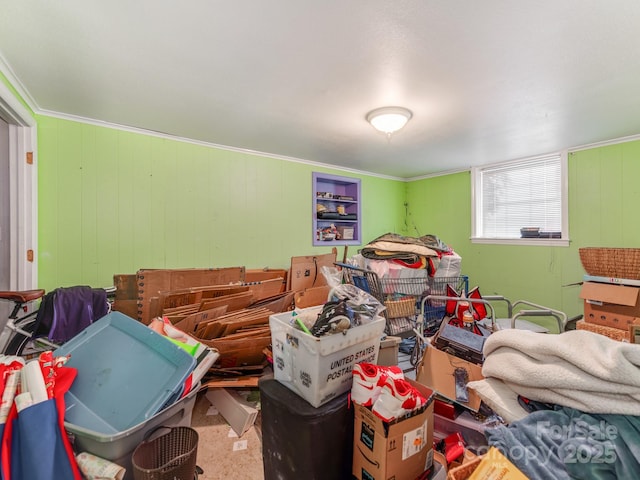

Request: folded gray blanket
left=481, top=329, right=640, bottom=415
left=365, top=232, right=453, bottom=253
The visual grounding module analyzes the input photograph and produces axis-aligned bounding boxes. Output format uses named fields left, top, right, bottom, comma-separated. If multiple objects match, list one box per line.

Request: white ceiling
left=2, top=1, right=640, bottom=178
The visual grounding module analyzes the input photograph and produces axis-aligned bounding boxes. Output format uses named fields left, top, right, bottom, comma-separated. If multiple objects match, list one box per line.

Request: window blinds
left=479, top=154, right=561, bottom=238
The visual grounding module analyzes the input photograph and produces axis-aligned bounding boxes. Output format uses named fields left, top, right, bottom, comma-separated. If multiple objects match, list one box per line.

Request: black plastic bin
left=259, top=377, right=354, bottom=480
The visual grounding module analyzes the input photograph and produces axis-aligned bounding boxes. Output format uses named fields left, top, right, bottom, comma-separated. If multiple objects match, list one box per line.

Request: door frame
left=0, top=81, right=37, bottom=290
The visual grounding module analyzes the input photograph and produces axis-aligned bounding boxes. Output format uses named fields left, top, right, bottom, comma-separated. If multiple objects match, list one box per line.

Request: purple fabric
left=48, top=286, right=109, bottom=343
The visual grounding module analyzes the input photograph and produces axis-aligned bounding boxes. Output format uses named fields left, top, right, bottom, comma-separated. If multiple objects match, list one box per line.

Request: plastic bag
left=321, top=266, right=386, bottom=325
left=289, top=267, right=385, bottom=337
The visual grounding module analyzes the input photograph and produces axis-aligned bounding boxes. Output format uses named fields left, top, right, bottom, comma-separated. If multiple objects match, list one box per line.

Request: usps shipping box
left=269, top=309, right=386, bottom=408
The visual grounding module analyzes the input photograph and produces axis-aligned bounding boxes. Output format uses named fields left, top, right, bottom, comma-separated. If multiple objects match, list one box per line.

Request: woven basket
left=384, top=296, right=416, bottom=318
left=578, top=247, right=640, bottom=279
left=132, top=426, right=199, bottom=480
left=576, top=320, right=629, bottom=342
left=447, top=455, right=483, bottom=480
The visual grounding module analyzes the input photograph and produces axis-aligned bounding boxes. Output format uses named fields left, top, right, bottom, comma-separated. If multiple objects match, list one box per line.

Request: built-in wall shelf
left=312, top=172, right=361, bottom=246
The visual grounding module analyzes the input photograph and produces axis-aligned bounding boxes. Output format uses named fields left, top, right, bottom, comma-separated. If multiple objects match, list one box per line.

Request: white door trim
left=0, top=81, right=37, bottom=290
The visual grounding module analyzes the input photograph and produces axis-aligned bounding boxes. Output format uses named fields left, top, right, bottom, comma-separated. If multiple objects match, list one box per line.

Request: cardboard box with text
left=352, top=380, right=435, bottom=480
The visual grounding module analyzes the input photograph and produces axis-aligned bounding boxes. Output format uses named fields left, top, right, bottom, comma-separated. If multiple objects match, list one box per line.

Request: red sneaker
left=351, top=362, right=404, bottom=407
left=372, top=377, right=427, bottom=422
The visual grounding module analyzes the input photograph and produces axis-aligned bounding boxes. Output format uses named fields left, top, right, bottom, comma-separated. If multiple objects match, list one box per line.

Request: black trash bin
left=259, top=377, right=354, bottom=480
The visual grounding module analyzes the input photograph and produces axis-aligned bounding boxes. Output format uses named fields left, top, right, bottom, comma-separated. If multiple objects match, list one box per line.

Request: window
left=472, top=152, right=568, bottom=245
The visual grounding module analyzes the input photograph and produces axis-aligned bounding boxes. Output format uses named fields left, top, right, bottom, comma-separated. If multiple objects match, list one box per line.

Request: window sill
left=471, top=237, right=570, bottom=247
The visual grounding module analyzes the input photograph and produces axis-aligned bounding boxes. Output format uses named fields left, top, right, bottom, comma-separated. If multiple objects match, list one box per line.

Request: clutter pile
left=429, top=282, right=493, bottom=364
left=359, top=232, right=458, bottom=277
left=111, top=252, right=339, bottom=385
left=406, top=276, right=514, bottom=478
left=53, top=311, right=211, bottom=479
left=462, top=328, right=640, bottom=480
left=112, top=266, right=293, bottom=384
left=413, top=246, right=640, bottom=479
left=0, top=331, right=202, bottom=480
left=345, top=232, right=464, bottom=336
left=268, top=263, right=439, bottom=480
left=107, top=254, right=339, bottom=451
left=265, top=278, right=391, bottom=479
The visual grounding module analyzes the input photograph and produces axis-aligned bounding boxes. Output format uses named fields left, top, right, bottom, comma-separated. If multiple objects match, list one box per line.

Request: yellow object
left=467, top=447, right=528, bottom=480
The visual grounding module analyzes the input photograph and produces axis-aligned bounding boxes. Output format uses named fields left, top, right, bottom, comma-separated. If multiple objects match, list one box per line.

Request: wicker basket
left=576, top=320, right=629, bottom=342
left=578, top=247, right=640, bottom=279
left=447, top=455, right=483, bottom=480
left=132, top=426, right=199, bottom=480
left=384, top=296, right=416, bottom=318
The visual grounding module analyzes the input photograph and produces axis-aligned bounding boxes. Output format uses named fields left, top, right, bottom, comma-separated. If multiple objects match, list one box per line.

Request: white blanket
left=479, top=329, right=640, bottom=415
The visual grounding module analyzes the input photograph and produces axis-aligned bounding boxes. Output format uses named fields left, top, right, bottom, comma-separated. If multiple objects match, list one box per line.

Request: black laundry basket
left=131, top=426, right=199, bottom=480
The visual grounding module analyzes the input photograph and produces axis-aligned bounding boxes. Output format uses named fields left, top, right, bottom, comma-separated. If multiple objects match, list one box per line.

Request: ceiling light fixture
left=366, top=106, right=413, bottom=136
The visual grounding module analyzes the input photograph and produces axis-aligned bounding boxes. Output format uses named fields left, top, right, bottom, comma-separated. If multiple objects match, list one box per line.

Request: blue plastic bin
left=55, top=311, right=196, bottom=435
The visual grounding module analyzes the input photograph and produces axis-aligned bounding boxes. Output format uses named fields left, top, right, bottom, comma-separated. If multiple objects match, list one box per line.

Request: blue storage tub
left=55, top=311, right=196, bottom=435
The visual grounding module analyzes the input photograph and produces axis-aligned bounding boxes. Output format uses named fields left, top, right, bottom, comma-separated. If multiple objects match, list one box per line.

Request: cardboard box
left=378, top=336, right=401, bottom=366
left=112, top=273, right=139, bottom=319
left=416, top=345, right=484, bottom=412
left=136, top=267, right=245, bottom=324
left=352, top=380, right=435, bottom=480
left=269, top=309, right=386, bottom=407
left=111, top=300, right=139, bottom=319
left=294, top=285, right=331, bottom=308
left=337, top=226, right=355, bottom=240
left=287, top=250, right=337, bottom=292
left=245, top=268, right=288, bottom=288
left=580, top=281, right=640, bottom=330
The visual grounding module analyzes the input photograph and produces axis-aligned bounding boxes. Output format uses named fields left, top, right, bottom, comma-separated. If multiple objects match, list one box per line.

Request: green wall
left=36, top=116, right=406, bottom=290
left=406, top=141, right=640, bottom=331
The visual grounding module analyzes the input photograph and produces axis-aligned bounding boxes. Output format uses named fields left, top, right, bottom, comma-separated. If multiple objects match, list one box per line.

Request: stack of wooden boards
left=111, top=250, right=339, bottom=384
left=113, top=268, right=287, bottom=367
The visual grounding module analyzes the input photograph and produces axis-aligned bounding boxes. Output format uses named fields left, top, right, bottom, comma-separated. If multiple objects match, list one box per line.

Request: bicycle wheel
left=3, top=316, right=56, bottom=358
